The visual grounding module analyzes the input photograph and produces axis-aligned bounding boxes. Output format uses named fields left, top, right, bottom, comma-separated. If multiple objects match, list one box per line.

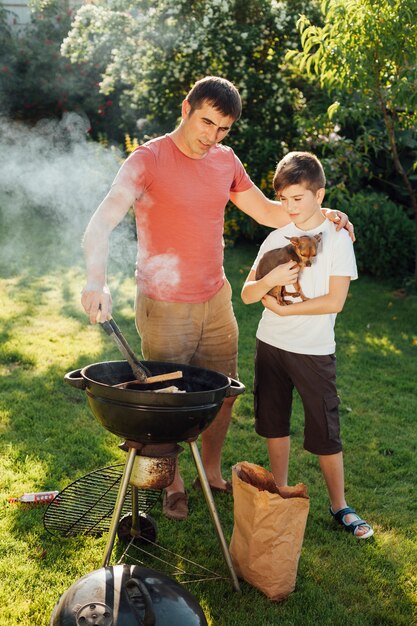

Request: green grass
left=1, top=210, right=416, bottom=625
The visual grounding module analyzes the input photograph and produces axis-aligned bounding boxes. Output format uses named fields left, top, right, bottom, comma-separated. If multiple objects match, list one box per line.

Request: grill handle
left=64, top=368, right=86, bottom=390
left=226, top=377, right=246, bottom=398
left=125, top=577, right=156, bottom=626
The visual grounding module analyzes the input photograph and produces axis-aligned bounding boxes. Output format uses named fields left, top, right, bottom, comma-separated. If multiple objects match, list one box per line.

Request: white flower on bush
left=211, top=0, right=229, bottom=9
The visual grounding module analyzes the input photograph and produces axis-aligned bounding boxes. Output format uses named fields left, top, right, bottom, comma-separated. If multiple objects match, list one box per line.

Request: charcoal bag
left=229, top=461, right=310, bottom=602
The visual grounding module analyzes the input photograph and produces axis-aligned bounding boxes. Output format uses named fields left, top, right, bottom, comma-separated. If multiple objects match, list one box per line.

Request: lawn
left=0, top=208, right=416, bottom=625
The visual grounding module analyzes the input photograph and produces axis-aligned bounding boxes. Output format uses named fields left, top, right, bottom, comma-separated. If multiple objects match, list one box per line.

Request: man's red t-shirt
left=112, top=134, right=253, bottom=302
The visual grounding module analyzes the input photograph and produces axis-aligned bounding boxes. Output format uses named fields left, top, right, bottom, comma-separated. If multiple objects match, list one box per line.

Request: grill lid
left=49, top=563, right=208, bottom=625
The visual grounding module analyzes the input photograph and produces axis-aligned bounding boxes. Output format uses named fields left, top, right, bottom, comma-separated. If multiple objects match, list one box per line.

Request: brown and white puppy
left=255, top=234, right=322, bottom=305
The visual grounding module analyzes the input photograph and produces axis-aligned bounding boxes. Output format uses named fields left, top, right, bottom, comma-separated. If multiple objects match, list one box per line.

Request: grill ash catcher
left=62, top=317, right=245, bottom=593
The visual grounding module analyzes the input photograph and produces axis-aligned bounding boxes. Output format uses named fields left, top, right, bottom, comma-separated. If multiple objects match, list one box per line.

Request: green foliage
left=61, top=0, right=322, bottom=179
left=285, top=0, right=417, bottom=285
left=327, top=189, right=415, bottom=281
left=289, top=0, right=417, bottom=124
left=0, top=0, right=122, bottom=137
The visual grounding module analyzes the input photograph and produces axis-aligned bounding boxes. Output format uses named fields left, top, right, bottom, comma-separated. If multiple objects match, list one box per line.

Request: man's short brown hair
left=273, top=151, right=326, bottom=194
left=186, top=76, right=242, bottom=121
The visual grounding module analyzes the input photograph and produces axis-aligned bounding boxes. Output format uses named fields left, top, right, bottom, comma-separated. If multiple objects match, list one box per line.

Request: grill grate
left=43, top=464, right=161, bottom=538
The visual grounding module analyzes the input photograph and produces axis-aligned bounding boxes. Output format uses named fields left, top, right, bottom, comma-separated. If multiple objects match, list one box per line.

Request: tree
left=0, top=0, right=122, bottom=138
left=61, top=0, right=320, bottom=240
left=286, top=0, right=417, bottom=286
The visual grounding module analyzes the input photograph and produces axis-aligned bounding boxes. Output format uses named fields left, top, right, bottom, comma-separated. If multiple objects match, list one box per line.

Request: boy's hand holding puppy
left=259, top=260, right=300, bottom=293
left=242, top=234, right=321, bottom=308
left=261, top=293, right=290, bottom=315
left=241, top=260, right=299, bottom=306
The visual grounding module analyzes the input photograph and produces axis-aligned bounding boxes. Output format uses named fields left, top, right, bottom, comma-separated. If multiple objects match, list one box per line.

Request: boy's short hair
left=273, top=151, right=326, bottom=194
left=186, top=76, right=242, bottom=121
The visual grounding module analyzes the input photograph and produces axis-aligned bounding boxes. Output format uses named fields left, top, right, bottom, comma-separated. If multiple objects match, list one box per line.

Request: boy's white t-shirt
left=252, top=219, right=358, bottom=355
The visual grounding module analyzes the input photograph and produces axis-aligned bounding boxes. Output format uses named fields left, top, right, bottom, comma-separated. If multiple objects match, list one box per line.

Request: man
left=81, top=76, right=353, bottom=521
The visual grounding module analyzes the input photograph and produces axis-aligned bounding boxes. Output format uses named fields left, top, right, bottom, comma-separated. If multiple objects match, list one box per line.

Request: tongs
left=100, top=318, right=182, bottom=386
left=100, top=318, right=151, bottom=382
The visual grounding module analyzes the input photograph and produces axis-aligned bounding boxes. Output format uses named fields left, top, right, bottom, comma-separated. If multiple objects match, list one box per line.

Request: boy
left=241, top=151, right=373, bottom=539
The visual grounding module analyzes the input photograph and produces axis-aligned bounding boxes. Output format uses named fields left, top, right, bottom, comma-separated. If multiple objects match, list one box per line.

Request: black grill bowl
left=65, top=360, right=244, bottom=444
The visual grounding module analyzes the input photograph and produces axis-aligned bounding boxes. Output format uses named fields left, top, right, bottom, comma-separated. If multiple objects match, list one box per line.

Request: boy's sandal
left=330, top=506, right=374, bottom=539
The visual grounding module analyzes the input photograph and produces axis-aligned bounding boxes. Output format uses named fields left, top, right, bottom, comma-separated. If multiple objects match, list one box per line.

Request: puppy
left=255, top=234, right=322, bottom=305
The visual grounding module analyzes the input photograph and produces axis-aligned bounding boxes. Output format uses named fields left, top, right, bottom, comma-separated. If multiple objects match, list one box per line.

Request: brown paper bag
left=229, top=462, right=310, bottom=602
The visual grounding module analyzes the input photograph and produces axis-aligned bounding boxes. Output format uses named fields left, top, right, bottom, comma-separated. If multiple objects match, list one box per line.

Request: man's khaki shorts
left=135, top=279, right=238, bottom=378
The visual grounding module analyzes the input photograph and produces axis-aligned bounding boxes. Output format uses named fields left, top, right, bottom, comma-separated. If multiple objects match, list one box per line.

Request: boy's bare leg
left=319, top=452, right=369, bottom=536
left=267, top=436, right=291, bottom=486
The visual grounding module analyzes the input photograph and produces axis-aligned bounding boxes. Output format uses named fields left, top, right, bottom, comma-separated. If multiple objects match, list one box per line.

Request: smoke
left=136, top=252, right=181, bottom=301
left=0, top=113, right=136, bottom=276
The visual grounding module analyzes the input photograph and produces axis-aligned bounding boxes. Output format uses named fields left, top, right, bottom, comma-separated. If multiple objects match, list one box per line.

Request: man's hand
left=322, top=208, right=355, bottom=242
left=81, top=284, right=112, bottom=324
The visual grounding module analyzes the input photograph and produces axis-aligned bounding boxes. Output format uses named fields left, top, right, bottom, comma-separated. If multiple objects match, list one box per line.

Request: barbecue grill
left=65, top=358, right=245, bottom=591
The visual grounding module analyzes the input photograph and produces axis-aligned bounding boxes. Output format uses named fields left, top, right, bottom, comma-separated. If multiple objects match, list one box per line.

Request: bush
left=0, top=1, right=122, bottom=140
left=62, top=0, right=322, bottom=173
left=327, top=189, right=415, bottom=281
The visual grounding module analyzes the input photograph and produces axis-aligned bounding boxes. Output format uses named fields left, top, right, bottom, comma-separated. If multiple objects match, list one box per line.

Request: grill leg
left=130, top=484, right=140, bottom=536
left=101, top=446, right=137, bottom=567
left=188, top=440, right=241, bottom=592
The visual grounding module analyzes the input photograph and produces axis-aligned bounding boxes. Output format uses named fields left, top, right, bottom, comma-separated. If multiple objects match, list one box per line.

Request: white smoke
left=0, top=113, right=136, bottom=274
left=134, top=199, right=181, bottom=300
left=136, top=252, right=181, bottom=300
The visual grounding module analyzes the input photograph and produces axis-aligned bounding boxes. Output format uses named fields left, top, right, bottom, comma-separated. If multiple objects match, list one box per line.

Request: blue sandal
left=330, top=506, right=374, bottom=539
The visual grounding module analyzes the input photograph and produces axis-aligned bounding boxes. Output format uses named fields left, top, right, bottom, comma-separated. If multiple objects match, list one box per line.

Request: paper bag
left=229, top=461, right=310, bottom=602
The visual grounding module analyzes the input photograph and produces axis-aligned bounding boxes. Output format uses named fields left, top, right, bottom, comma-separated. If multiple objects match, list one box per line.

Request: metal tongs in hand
left=100, top=317, right=183, bottom=386
left=100, top=317, right=152, bottom=382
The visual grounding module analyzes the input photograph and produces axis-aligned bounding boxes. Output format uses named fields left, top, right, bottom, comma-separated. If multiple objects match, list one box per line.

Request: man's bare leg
left=165, top=464, right=185, bottom=496
left=200, top=396, right=235, bottom=489
left=165, top=397, right=234, bottom=494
